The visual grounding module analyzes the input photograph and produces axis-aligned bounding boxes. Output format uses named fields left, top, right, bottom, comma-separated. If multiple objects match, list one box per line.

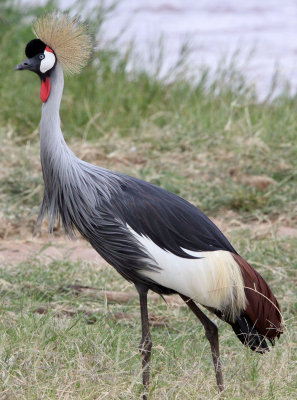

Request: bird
left=15, top=12, right=283, bottom=399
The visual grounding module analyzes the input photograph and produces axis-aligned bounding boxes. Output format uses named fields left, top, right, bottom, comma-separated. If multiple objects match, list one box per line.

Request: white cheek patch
left=40, top=50, right=56, bottom=73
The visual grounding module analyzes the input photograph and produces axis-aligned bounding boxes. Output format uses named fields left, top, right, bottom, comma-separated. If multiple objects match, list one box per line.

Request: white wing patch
left=40, top=50, right=56, bottom=73
left=128, top=226, right=246, bottom=320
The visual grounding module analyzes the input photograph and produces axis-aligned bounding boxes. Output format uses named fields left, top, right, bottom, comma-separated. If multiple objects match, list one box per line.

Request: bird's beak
left=14, top=56, right=51, bottom=103
left=14, top=58, right=38, bottom=72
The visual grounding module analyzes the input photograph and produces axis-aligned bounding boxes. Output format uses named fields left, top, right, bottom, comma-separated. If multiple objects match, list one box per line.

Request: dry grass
left=0, top=235, right=296, bottom=399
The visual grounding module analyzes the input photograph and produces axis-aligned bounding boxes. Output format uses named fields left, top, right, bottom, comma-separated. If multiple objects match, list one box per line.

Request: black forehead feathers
left=25, top=39, right=46, bottom=58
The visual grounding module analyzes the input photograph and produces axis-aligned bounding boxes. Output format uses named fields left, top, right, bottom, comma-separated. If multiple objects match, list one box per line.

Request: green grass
left=0, top=0, right=296, bottom=398
left=1, top=1, right=297, bottom=227
left=0, top=234, right=296, bottom=399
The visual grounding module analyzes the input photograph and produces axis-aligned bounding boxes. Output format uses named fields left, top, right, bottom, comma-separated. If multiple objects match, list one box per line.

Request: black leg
left=136, top=285, right=152, bottom=400
left=180, top=294, right=224, bottom=392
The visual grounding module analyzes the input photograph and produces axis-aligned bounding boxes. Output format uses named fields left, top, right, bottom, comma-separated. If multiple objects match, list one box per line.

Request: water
left=23, top=0, right=297, bottom=97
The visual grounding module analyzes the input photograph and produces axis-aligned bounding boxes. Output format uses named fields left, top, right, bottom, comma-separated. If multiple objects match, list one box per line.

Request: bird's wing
left=112, top=176, right=237, bottom=258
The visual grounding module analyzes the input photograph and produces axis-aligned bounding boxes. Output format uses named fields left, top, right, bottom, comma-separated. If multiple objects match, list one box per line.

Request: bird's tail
left=232, top=254, right=283, bottom=345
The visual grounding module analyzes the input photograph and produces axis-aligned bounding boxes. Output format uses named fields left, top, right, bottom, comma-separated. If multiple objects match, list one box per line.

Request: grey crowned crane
left=15, top=13, right=283, bottom=398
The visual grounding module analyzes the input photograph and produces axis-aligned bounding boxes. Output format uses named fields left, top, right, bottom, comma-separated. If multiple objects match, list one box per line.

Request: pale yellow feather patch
left=33, top=12, right=93, bottom=75
left=203, top=251, right=246, bottom=321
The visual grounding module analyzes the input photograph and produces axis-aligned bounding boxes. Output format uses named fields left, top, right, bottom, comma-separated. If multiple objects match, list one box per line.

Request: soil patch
left=0, top=237, right=104, bottom=267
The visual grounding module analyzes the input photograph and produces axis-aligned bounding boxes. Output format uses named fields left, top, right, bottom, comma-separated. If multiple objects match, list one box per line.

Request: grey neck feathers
left=38, top=62, right=76, bottom=233
left=40, top=63, right=74, bottom=166
left=37, top=63, right=122, bottom=235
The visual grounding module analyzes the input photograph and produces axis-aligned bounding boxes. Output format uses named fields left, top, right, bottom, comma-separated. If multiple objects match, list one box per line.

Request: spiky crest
left=33, top=12, right=93, bottom=75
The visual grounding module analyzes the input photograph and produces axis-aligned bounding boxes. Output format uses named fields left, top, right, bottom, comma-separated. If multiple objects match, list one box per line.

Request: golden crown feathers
left=33, top=12, right=93, bottom=75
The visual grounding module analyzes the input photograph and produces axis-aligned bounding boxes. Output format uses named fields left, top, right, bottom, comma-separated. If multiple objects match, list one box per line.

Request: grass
left=0, top=0, right=296, bottom=399
left=0, top=235, right=296, bottom=399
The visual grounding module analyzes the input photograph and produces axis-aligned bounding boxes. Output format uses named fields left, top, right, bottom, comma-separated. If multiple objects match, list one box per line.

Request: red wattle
left=40, top=77, right=51, bottom=103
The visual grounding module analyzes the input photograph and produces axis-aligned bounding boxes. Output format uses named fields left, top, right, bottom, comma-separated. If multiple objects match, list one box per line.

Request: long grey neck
left=37, top=63, right=121, bottom=235
left=40, top=62, right=75, bottom=168
left=38, top=62, right=80, bottom=232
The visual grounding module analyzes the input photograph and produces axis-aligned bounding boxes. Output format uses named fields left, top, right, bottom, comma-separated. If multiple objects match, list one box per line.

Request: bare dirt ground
left=0, top=237, right=104, bottom=267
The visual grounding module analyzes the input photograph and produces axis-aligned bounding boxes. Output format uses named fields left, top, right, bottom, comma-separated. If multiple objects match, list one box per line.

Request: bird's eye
left=39, top=54, right=45, bottom=60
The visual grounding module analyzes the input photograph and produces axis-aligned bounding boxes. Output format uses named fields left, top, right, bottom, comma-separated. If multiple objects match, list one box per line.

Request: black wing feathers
left=113, top=176, right=237, bottom=257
